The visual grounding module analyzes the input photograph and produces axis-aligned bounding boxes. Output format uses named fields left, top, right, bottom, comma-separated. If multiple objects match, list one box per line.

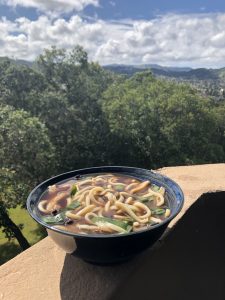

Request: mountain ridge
left=1, top=56, right=225, bottom=83
left=103, top=64, right=225, bottom=82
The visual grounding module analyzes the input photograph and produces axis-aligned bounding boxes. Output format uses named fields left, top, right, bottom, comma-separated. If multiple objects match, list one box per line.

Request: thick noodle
left=38, top=174, right=170, bottom=234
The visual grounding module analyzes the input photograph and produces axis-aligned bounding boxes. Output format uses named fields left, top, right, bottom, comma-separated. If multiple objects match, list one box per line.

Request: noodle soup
left=37, top=173, right=170, bottom=235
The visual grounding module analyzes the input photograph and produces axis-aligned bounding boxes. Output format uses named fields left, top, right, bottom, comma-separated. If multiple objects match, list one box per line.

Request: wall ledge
left=0, top=163, right=225, bottom=300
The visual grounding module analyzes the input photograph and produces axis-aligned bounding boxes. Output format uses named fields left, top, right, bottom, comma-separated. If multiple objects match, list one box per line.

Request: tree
left=0, top=61, right=47, bottom=112
left=101, top=71, right=225, bottom=168
left=35, top=46, right=116, bottom=170
left=28, top=90, right=85, bottom=171
left=0, top=47, right=225, bottom=260
left=213, top=101, right=225, bottom=154
left=0, top=168, right=30, bottom=250
left=0, top=105, right=56, bottom=181
left=0, top=105, right=56, bottom=249
left=35, top=46, right=67, bottom=88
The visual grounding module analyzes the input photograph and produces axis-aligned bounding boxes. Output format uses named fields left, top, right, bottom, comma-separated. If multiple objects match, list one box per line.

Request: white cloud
left=95, top=13, right=225, bottom=67
left=1, top=0, right=99, bottom=15
left=109, top=1, right=116, bottom=7
left=2, top=13, right=225, bottom=67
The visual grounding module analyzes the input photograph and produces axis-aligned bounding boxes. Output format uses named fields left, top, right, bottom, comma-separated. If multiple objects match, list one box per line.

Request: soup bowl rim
left=26, top=166, right=184, bottom=239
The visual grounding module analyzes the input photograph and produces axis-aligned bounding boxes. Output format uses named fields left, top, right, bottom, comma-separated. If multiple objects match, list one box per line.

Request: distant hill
left=104, top=64, right=224, bottom=81
left=1, top=56, right=225, bottom=88
left=0, top=57, right=33, bottom=67
left=103, top=64, right=225, bottom=101
left=105, top=63, right=192, bottom=74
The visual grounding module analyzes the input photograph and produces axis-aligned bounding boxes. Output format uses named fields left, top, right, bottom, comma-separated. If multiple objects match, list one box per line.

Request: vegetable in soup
left=37, top=174, right=170, bottom=234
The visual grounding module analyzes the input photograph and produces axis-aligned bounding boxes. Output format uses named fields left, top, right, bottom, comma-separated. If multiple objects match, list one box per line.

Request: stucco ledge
left=0, top=163, right=225, bottom=300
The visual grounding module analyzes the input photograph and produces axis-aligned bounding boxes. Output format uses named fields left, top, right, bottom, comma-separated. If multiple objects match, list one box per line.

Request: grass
left=0, top=206, right=46, bottom=265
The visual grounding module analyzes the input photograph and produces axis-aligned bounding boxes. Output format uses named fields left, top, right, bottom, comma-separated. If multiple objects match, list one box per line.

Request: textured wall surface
left=0, top=164, right=224, bottom=300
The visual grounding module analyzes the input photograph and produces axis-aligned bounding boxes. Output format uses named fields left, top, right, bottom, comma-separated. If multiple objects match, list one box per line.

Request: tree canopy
left=0, top=105, right=56, bottom=182
left=0, top=46, right=225, bottom=253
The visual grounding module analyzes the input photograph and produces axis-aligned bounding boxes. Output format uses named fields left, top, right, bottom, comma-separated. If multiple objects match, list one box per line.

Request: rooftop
left=0, top=163, right=225, bottom=300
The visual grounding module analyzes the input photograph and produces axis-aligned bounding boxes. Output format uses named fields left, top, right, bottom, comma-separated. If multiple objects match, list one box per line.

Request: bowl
left=27, top=166, right=184, bottom=265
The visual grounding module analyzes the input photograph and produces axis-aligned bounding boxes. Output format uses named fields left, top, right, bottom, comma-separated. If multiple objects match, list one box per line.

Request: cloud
left=95, top=13, right=225, bottom=67
left=1, top=0, right=99, bottom=15
left=1, top=13, right=225, bottom=67
left=109, top=1, right=116, bottom=7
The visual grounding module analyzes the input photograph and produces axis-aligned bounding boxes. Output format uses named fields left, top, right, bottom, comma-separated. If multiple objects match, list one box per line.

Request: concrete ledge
left=0, top=164, right=225, bottom=300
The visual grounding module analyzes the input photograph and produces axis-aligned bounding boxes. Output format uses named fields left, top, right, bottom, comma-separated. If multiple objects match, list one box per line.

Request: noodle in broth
left=37, top=174, right=170, bottom=235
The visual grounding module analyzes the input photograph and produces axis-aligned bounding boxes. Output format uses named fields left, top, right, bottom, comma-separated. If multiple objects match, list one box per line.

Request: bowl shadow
left=59, top=192, right=225, bottom=300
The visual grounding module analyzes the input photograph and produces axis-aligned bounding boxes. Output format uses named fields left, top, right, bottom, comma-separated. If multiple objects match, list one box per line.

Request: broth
left=37, top=173, right=170, bottom=235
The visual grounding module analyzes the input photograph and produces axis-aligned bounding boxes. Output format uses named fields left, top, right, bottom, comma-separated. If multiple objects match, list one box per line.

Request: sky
left=1, top=0, right=225, bottom=67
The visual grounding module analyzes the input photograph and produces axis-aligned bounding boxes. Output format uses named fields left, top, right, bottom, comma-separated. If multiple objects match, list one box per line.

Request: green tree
left=101, top=71, right=225, bottom=168
left=0, top=105, right=56, bottom=249
left=29, top=90, right=84, bottom=171
left=35, top=46, right=67, bottom=88
left=214, top=101, right=225, bottom=153
left=0, top=48, right=225, bottom=261
left=0, top=168, right=30, bottom=250
left=0, top=61, right=46, bottom=112
left=0, top=105, right=56, bottom=181
left=35, top=46, right=116, bottom=170
left=0, top=47, right=118, bottom=173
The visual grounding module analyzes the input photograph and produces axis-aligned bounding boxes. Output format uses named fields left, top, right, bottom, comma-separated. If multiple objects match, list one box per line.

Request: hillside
left=104, top=64, right=225, bottom=100
left=104, top=63, right=222, bottom=80
left=1, top=56, right=225, bottom=100
left=0, top=56, right=224, bottom=82
left=0, top=57, right=33, bottom=67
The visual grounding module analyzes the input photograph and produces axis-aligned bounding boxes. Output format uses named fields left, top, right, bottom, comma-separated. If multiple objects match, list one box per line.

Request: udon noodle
left=38, top=174, right=171, bottom=235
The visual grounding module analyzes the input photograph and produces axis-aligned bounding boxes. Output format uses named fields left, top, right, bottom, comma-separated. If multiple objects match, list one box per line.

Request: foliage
left=0, top=62, right=46, bottom=111
left=0, top=168, right=29, bottom=243
left=35, top=47, right=116, bottom=170
left=101, top=71, right=225, bottom=167
left=0, top=105, right=55, bottom=251
left=0, top=105, right=56, bottom=181
left=0, top=46, right=225, bottom=262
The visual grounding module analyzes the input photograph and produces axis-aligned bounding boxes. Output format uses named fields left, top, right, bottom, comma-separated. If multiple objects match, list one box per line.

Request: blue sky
left=1, top=0, right=225, bottom=67
left=2, top=0, right=225, bottom=20
left=84, top=0, right=225, bottom=20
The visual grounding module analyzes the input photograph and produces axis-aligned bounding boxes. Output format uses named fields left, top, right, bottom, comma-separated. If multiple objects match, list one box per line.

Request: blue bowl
left=27, top=166, right=184, bottom=264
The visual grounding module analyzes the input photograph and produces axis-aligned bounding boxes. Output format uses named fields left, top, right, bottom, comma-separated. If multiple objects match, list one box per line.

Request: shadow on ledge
left=59, top=243, right=144, bottom=300
left=112, top=191, right=225, bottom=300
left=60, top=192, right=225, bottom=300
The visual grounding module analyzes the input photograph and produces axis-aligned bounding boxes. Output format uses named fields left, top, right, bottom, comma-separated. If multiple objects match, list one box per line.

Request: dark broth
left=37, top=173, right=170, bottom=235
